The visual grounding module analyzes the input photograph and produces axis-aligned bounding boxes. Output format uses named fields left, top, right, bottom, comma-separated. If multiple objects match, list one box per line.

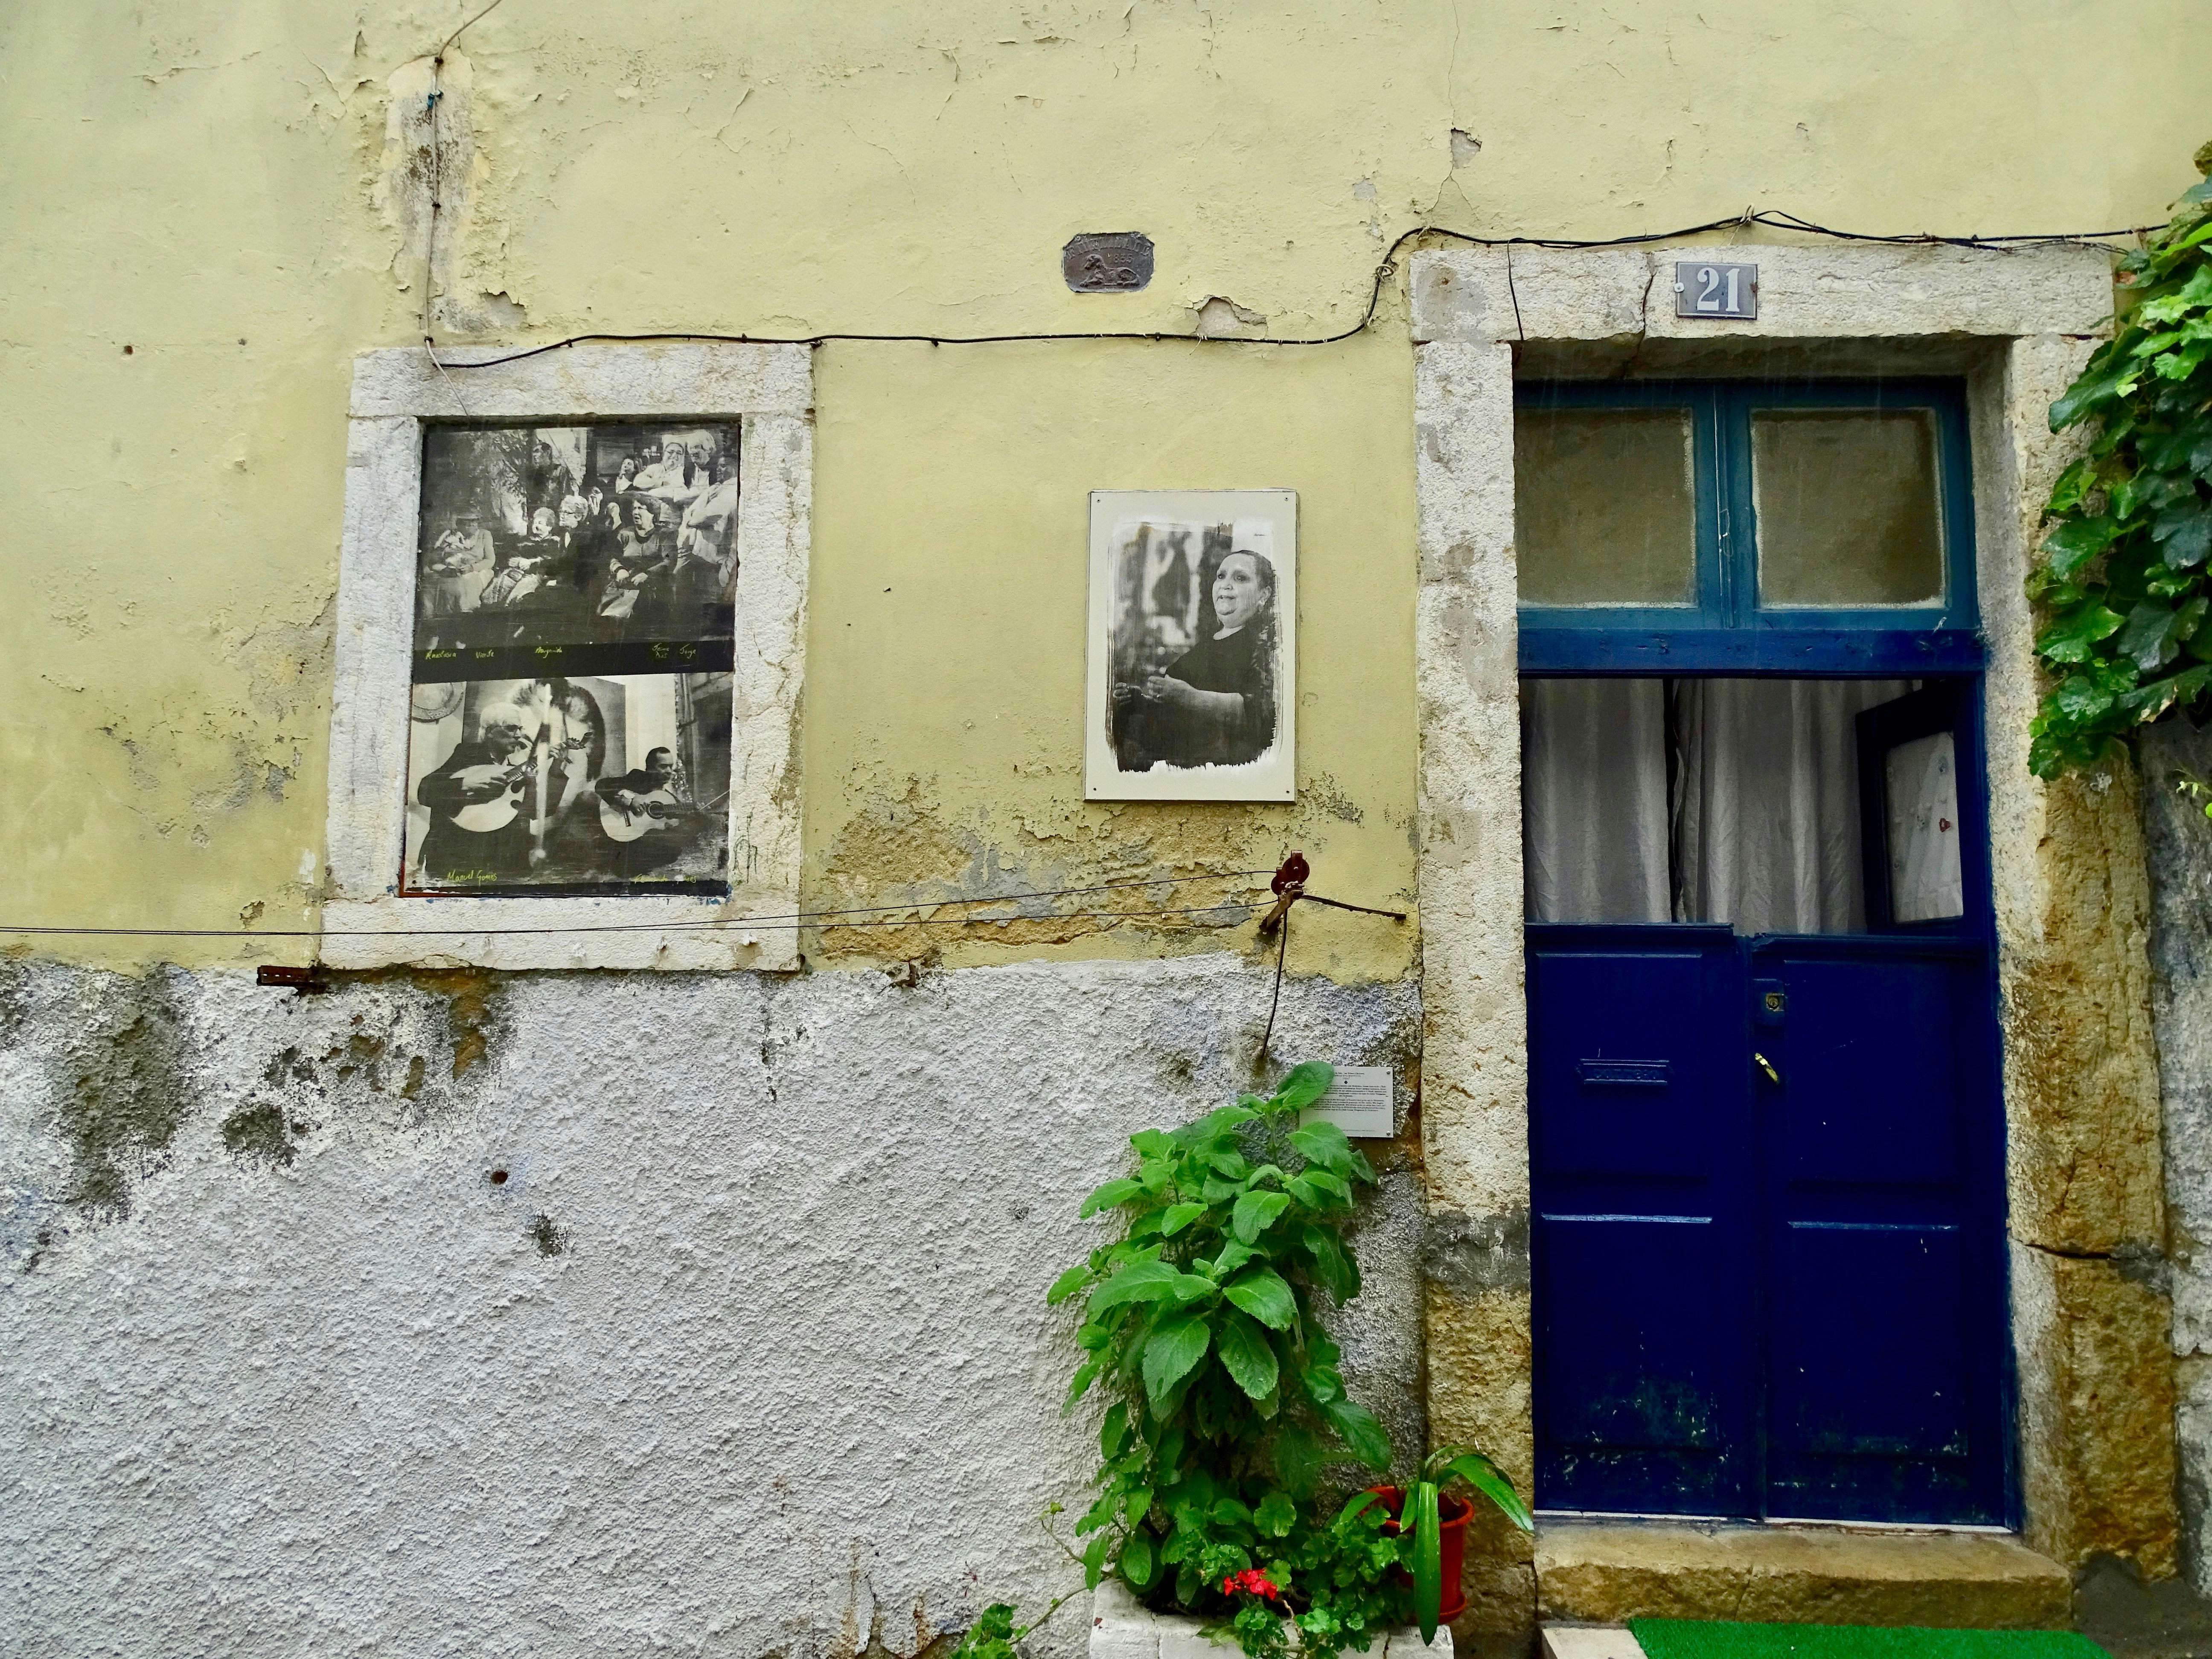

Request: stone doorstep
left=1540, top=1630, right=1645, bottom=1659
left=1535, top=1519, right=2074, bottom=1629
left=1090, top=1578, right=1453, bottom=1659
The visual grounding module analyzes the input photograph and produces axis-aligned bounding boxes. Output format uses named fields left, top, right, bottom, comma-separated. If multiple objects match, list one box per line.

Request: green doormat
left=1628, top=1622, right=2109, bottom=1659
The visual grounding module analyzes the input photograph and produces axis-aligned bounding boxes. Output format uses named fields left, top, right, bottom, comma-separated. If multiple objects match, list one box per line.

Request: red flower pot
left=1365, top=1486, right=1473, bottom=1623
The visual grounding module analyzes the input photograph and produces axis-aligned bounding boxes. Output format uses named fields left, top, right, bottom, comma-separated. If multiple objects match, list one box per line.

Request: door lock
left=1755, top=1052, right=1782, bottom=1085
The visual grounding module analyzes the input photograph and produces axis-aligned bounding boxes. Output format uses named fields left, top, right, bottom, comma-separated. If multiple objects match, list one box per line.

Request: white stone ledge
left=1089, top=1578, right=1452, bottom=1659
left=1410, top=242, right=2113, bottom=346
left=349, top=341, right=814, bottom=419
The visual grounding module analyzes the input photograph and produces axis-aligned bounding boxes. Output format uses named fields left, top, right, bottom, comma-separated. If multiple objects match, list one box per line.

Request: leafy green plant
left=1050, top=1062, right=1391, bottom=1590
left=949, top=1602, right=1034, bottom=1659
left=1040, top=1060, right=1526, bottom=1659
left=946, top=1062, right=1531, bottom=1659
left=2028, top=143, right=2212, bottom=776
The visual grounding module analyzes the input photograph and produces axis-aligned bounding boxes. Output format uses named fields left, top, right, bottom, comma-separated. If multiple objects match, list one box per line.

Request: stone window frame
left=323, top=343, right=812, bottom=972
left=1409, top=242, right=2174, bottom=1572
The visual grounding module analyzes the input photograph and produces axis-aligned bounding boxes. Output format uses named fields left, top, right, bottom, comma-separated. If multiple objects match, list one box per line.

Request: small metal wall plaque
left=1674, top=260, right=1758, bottom=320
left=1063, top=232, right=1154, bottom=293
left=1301, top=1065, right=1394, bottom=1139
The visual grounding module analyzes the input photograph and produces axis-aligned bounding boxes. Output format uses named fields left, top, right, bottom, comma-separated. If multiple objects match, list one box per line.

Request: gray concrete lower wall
left=2142, top=717, right=2212, bottom=1600
left=0, top=953, right=1422, bottom=1659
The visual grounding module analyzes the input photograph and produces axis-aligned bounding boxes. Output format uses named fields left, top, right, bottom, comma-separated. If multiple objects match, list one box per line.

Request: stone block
left=1540, top=1629, right=1644, bottom=1659
left=2012, top=1243, right=2181, bottom=1576
left=1410, top=244, right=2111, bottom=348
left=1533, top=1521, right=2072, bottom=1628
left=1086, top=1587, right=1452, bottom=1659
left=1382, top=1628, right=1456, bottom=1659
left=1091, top=1578, right=1164, bottom=1659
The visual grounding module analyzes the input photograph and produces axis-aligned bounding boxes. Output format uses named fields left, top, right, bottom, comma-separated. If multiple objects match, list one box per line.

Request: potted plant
left=1349, top=1447, right=1534, bottom=1641
left=1032, top=1061, right=1531, bottom=1659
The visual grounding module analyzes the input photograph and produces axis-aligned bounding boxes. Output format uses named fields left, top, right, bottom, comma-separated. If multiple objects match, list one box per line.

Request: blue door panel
left=1528, top=943, right=1726, bottom=1183
left=1529, top=925, right=1754, bottom=1517
left=1754, top=940, right=2008, bottom=1525
left=1530, top=926, right=2009, bottom=1525
left=1537, top=1217, right=1726, bottom=1452
left=1774, top=958, right=1966, bottom=1191
left=1775, top=1223, right=1970, bottom=1459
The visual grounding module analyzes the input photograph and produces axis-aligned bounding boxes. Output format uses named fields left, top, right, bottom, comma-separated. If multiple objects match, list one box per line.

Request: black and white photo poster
left=1086, top=489, right=1296, bottom=801
left=402, top=421, right=739, bottom=895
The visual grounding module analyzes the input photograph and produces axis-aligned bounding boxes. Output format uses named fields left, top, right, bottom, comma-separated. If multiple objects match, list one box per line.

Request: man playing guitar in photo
left=590, top=747, right=699, bottom=878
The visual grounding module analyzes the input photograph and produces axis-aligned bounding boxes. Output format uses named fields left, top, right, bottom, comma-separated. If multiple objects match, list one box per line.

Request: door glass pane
left=1516, top=409, right=1697, bottom=605
left=1522, top=678, right=1671, bottom=923
left=1523, top=675, right=1916, bottom=933
left=1752, top=409, right=1943, bottom=606
left=1884, top=731, right=1965, bottom=921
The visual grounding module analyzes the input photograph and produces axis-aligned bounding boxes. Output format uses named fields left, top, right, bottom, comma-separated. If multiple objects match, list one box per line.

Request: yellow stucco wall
left=2, top=0, right=2204, bottom=975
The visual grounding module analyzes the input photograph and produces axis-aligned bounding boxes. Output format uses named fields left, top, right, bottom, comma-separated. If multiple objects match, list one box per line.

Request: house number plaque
left=1674, top=260, right=1759, bottom=320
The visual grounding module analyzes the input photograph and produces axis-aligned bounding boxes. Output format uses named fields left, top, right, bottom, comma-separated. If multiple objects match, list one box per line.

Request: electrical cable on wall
left=424, top=209, right=2161, bottom=368
left=419, top=0, right=509, bottom=351
left=0, top=856, right=1407, bottom=971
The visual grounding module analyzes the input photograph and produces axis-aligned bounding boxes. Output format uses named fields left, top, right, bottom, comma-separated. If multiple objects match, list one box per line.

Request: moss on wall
left=51, top=969, right=193, bottom=1217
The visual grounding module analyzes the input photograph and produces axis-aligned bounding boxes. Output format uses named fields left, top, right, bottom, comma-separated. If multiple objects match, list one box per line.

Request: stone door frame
left=1408, top=240, right=2178, bottom=1595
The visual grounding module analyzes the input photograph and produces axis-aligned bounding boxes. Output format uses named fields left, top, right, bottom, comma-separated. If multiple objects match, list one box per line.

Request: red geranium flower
left=1220, top=1569, right=1282, bottom=1601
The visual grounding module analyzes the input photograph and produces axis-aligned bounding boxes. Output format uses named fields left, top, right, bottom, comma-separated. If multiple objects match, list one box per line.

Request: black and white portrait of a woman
left=1086, top=490, right=1296, bottom=801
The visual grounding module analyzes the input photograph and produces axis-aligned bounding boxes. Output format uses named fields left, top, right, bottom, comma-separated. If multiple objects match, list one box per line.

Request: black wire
left=0, top=868, right=1278, bottom=941
left=430, top=210, right=2160, bottom=370
left=0, top=902, right=1263, bottom=941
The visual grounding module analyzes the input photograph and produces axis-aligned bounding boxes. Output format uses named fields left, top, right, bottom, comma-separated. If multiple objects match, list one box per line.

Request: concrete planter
left=1088, top=1578, right=1454, bottom=1659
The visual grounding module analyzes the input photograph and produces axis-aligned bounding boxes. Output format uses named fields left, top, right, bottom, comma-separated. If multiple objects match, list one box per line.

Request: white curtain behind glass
left=1523, top=677, right=1913, bottom=933
left=1673, top=678, right=1907, bottom=933
left=1522, top=678, right=1671, bottom=924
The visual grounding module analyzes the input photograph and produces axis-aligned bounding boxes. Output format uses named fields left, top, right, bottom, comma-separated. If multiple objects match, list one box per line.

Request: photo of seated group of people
left=402, top=672, right=733, bottom=894
left=414, top=422, right=739, bottom=653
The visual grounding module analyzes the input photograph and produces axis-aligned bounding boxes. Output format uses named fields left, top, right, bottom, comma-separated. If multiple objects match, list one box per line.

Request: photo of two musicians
left=401, top=421, right=737, bottom=896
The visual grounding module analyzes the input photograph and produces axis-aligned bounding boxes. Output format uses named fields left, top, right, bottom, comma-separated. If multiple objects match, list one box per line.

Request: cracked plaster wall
left=2, top=952, right=1423, bottom=1658
left=4, top=2, right=2206, bottom=969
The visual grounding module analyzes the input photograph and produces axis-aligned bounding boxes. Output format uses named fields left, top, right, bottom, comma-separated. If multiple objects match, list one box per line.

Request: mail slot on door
left=1577, top=1058, right=1671, bottom=1088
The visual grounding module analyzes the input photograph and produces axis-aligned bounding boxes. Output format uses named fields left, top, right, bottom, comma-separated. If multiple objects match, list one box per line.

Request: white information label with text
left=1301, top=1066, right=1394, bottom=1139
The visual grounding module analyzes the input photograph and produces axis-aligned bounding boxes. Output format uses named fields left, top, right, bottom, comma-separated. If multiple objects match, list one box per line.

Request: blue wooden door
left=1528, top=689, right=2011, bottom=1524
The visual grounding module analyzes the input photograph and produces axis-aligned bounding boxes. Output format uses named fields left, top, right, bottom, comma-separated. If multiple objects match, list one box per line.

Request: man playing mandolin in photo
left=413, top=703, right=540, bottom=882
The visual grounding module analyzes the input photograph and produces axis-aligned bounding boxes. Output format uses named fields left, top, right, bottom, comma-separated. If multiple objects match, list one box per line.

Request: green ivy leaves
left=2030, top=152, right=2212, bottom=776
